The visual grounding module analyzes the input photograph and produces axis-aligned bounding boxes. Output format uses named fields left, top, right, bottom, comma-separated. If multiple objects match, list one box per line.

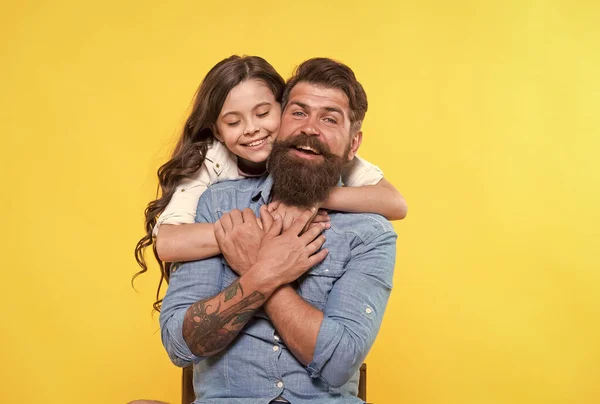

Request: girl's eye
left=257, top=111, right=270, bottom=118
left=226, top=121, right=240, bottom=127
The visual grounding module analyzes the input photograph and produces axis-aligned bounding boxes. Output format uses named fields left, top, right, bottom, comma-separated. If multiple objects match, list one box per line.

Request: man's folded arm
left=265, top=228, right=397, bottom=388
left=308, top=229, right=396, bottom=387
left=159, top=189, right=275, bottom=366
left=159, top=258, right=224, bottom=367
left=160, top=258, right=278, bottom=365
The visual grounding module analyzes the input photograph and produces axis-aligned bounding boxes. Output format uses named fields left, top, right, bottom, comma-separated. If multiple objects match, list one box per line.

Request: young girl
left=134, top=55, right=407, bottom=310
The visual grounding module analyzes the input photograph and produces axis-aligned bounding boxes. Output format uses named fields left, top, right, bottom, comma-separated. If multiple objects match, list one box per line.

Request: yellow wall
left=2, top=1, right=598, bottom=403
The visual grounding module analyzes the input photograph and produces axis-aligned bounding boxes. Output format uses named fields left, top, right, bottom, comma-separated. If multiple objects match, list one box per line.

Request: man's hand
left=214, top=206, right=282, bottom=275
left=214, top=208, right=265, bottom=275
left=253, top=208, right=329, bottom=287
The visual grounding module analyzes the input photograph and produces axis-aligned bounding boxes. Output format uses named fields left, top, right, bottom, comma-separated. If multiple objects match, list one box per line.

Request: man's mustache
left=274, top=133, right=336, bottom=159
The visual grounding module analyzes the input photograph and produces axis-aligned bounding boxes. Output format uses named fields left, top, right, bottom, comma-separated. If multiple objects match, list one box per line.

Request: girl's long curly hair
left=133, top=55, right=285, bottom=312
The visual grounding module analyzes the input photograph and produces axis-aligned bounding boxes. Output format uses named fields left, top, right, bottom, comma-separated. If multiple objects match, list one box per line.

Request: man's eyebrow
left=289, top=101, right=344, bottom=117
left=324, top=106, right=344, bottom=116
left=289, top=101, right=309, bottom=109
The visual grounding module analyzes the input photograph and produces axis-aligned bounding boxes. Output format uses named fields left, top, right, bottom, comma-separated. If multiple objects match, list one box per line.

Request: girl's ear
left=212, top=124, right=224, bottom=142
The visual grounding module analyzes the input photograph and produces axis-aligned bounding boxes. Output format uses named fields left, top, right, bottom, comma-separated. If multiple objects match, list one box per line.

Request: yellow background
left=1, top=1, right=598, bottom=403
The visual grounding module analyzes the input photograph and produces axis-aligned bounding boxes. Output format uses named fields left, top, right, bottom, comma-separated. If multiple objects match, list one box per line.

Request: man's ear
left=212, top=124, right=224, bottom=143
left=347, top=131, right=363, bottom=161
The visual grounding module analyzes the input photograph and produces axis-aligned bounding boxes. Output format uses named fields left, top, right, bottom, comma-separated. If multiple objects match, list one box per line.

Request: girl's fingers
left=312, top=212, right=331, bottom=223
left=300, top=220, right=326, bottom=244
left=265, top=211, right=282, bottom=238
left=267, top=201, right=281, bottom=212
left=260, top=205, right=273, bottom=232
left=282, top=210, right=295, bottom=231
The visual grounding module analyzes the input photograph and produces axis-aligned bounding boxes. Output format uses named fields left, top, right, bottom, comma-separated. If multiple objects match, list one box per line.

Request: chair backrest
left=181, top=366, right=194, bottom=404
left=181, top=363, right=367, bottom=404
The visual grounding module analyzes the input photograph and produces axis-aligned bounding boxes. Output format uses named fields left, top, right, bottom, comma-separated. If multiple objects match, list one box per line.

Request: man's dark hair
left=282, top=58, right=368, bottom=134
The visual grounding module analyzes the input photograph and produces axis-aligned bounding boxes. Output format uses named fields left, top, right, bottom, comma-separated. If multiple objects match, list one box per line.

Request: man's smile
left=290, top=147, right=324, bottom=160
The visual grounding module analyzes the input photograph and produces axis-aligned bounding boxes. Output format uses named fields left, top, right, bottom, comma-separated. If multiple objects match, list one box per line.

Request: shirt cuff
left=305, top=316, right=344, bottom=379
left=342, top=156, right=384, bottom=187
left=152, top=212, right=196, bottom=237
left=161, top=308, right=205, bottom=367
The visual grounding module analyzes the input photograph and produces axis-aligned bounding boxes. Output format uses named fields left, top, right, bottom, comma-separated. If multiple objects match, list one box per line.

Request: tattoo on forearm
left=183, top=280, right=265, bottom=355
left=224, top=280, right=243, bottom=302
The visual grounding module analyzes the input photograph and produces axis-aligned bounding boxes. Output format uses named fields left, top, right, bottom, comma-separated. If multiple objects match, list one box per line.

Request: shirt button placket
left=269, top=332, right=283, bottom=397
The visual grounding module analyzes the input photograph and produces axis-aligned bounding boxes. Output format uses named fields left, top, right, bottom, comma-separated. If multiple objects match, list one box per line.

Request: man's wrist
left=245, top=263, right=282, bottom=296
left=264, top=283, right=296, bottom=312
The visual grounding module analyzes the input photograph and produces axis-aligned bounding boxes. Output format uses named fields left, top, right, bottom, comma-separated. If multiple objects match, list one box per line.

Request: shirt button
left=274, top=334, right=280, bottom=341
left=276, top=381, right=284, bottom=388
left=180, top=188, right=185, bottom=192
left=216, top=163, right=221, bottom=168
left=365, top=307, right=373, bottom=314
left=273, top=345, right=279, bottom=352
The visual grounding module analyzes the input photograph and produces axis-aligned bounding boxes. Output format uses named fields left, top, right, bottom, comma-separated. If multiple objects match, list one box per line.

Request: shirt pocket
left=297, top=256, right=345, bottom=310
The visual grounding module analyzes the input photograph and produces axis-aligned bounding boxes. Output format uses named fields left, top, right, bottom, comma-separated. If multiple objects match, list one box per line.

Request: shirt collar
left=205, top=140, right=235, bottom=164
left=251, top=174, right=275, bottom=205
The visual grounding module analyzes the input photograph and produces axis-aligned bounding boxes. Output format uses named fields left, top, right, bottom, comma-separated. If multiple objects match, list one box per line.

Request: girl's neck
left=237, top=158, right=267, bottom=177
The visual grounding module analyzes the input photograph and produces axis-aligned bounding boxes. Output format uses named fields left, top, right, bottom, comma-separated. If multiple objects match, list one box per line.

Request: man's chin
left=268, top=140, right=346, bottom=207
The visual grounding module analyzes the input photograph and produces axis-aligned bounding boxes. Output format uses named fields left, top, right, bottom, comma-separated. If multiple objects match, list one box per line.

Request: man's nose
left=301, top=115, right=321, bottom=137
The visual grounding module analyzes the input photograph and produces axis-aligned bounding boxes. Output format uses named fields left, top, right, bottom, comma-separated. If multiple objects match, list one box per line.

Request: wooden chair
left=181, top=363, right=367, bottom=403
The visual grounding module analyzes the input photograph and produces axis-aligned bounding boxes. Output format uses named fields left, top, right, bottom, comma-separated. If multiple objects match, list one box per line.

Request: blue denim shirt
left=160, top=175, right=397, bottom=404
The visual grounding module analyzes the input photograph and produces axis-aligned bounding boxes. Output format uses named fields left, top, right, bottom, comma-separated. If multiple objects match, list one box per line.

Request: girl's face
left=214, top=79, right=281, bottom=169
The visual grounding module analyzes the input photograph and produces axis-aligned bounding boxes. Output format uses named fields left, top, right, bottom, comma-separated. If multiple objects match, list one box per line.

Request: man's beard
left=268, top=133, right=349, bottom=208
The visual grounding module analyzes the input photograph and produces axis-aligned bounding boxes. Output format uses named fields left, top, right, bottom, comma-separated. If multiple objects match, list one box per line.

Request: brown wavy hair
left=133, top=55, right=285, bottom=312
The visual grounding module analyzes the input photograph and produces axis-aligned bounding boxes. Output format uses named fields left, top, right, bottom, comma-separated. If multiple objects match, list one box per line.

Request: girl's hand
left=267, top=201, right=330, bottom=232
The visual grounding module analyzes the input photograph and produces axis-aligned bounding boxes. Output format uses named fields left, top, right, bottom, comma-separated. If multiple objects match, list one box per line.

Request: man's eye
left=292, top=111, right=305, bottom=117
left=324, top=117, right=337, bottom=124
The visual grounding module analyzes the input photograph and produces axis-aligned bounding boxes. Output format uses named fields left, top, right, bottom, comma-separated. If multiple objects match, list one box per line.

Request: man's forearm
left=183, top=268, right=278, bottom=357
left=263, top=285, right=323, bottom=365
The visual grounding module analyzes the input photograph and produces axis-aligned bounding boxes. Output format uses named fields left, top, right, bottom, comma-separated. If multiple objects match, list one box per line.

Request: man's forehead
left=287, top=82, right=350, bottom=112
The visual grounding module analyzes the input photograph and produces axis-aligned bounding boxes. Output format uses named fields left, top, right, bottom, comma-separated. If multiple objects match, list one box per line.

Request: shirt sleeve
left=152, top=164, right=213, bottom=237
left=159, top=190, right=222, bottom=367
left=340, top=155, right=384, bottom=187
left=306, top=228, right=397, bottom=388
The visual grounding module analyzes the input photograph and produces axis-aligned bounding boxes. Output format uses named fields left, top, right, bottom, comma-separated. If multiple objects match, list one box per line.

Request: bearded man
left=159, top=58, right=397, bottom=404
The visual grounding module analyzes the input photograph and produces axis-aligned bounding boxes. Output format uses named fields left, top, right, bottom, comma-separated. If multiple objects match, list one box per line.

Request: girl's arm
left=155, top=223, right=220, bottom=263
left=322, top=178, right=408, bottom=220
left=332, top=155, right=407, bottom=220
left=154, top=155, right=226, bottom=263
